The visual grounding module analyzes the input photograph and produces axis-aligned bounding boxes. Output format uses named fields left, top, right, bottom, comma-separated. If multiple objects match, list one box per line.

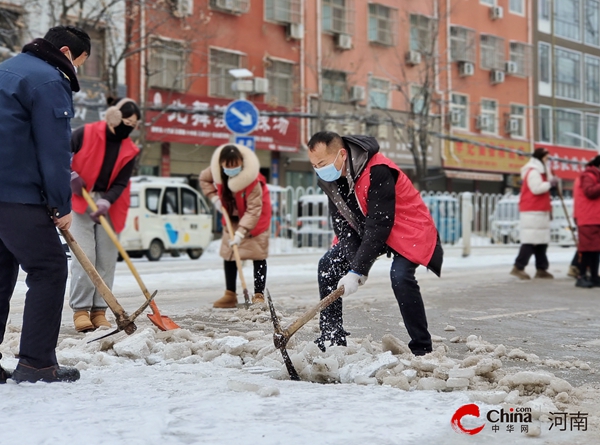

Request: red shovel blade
left=148, top=300, right=180, bottom=331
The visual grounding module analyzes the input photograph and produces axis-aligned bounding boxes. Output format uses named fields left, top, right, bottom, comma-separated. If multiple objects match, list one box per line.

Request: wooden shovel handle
left=220, top=205, right=249, bottom=292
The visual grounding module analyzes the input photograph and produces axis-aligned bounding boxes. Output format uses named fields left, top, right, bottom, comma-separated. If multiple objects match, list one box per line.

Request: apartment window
left=480, top=35, right=505, bottom=70
left=510, top=42, right=531, bottom=76
left=410, top=15, right=434, bottom=53
left=480, top=0, right=494, bottom=5
left=211, top=0, right=250, bottom=14
left=555, top=47, right=582, bottom=100
left=539, top=42, right=551, bottom=83
left=322, top=70, right=347, bottom=102
left=323, top=0, right=352, bottom=34
left=0, top=6, right=23, bottom=54
left=368, top=4, right=396, bottom=46
left=450, top=93, right=468, bottom=130
left=480, top=99, right=498, bottom=134
left=510, top=0, right=525, bottom=14
left=555, top=109, right=582, bottom=146
left=209, top=48, right=242, bottom=98
left=369, top=77, right=390, bottom=109
left=539, top=106, right=553, bottom=143
left=450, top=26, right=475, bottom=63
left=585, top=0, right=600, bottom=46
left=265, top=0, right=301, bottom=24
left=149, top=39, right=187, bottom=91
left=585, top=114, right=599, bottom=148
left=539, top=0, right=551, bottom=20
left=509, top=105, right=526, bottom=138
left=585, top=55, right=600, bottom=103
left=78, top=28, right=105, bottom=81
left=410, top=85, right=426, bottom=114
left=266, top=59, right=295, bottom=107
left=554, top=0, right=581, bottom=41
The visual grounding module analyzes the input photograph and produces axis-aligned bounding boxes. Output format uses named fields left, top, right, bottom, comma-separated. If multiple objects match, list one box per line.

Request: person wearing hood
left=200, top=144, right=272, bottom=308
left=510, top=148, right=558, bottom=280
left=572, top=155, right=600, bottom=288
left=307, top=131, right=443, bottom=356
left=68, top=97, right=141, bottom=332
left=0, top=26, right=90, bottom=383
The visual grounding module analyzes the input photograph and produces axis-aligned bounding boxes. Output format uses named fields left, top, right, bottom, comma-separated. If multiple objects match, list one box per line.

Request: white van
left=119, top=176, right=213, bottom=261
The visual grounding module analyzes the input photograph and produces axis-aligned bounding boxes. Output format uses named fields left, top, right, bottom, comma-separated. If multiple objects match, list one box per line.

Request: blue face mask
left=314, top=150, right=343, bottom=182
left=223, top=165, right=242, bottom=177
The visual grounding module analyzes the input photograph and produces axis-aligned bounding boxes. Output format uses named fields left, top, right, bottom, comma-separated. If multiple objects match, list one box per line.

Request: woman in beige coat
left=200, top=144, right=272, bottom=308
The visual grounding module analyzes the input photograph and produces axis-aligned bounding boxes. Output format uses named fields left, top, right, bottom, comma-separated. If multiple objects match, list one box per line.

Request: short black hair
left=44, top=25, right=91, bottom=59
left=307, top=131, right=344, bottom=153
left=587, top=155, right=600, bottom=168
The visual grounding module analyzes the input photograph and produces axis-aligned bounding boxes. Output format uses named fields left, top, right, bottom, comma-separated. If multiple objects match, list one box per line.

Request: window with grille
left=585, top=54, right=600, bottom=104
left=586, top=0, right=600, bottom=46
left=369, top=77, right=389, bottom=109
left=410, top=15, right=434, bottom=53
left=322, top=70, right=347, bottom=102
left=555, top=109, right=582, bottom=147
left=209, top=48, right=243, bottom=98
left=554, top=47, right=581, bottom=100
left=323, top=0, right=353, bottom=34
left=480, top=35, right=505, bottom=70
left=554, top=0, right=581, bottom=41
left=450, top=26, right=475, bottom=63
left=266, top=59, right=295, bottom=107
left=149, top=39, right=187, bottom=91
left=0, top=7, right=23, bottom=56
left=481, top=99, right=498, bottom=134
left=368, top=4, right=396, bottom=46
left=509, top=42, right=531, bottom=76
left=509, top=105, right=526, bottom=138
left=265, top=0, right=301, bottom=24
left=450, top=93, right=468, bottom=130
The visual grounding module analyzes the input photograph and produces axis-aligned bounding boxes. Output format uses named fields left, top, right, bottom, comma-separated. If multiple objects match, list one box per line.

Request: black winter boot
left=11, top=359, right=80, bottom=383
left=575, top=277, right=594, bottom=289
left=315, top=329, right=351, bottom=352
left=0, top=353, right=11, bottom=383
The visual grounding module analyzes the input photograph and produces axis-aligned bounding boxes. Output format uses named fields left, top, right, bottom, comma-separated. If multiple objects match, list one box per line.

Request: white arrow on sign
left=230, top=107, right=254, bottom=126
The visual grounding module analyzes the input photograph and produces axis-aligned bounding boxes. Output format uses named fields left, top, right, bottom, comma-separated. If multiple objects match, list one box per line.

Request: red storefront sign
left=536, top=144, right=599, bottom=180
left=145, top=90, right=300, bottom=152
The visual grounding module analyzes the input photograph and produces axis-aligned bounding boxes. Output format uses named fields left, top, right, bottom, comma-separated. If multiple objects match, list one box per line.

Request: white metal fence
left=267, top=186, right=577, bottom=250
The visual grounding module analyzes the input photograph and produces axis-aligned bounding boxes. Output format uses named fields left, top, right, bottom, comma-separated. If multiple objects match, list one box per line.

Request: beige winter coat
left=199, top=143, right=269, bottom=261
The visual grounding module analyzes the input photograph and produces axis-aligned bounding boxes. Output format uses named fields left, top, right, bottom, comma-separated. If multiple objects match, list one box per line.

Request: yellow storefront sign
left=443, top=135, right=532, bottom=174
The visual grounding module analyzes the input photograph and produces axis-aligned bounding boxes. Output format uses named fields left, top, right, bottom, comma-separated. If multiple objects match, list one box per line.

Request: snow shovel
left=556, top=185, right=578, bottom=246
left=82, top=188, right=179, bottom=331
left=60, top=228, right=153, bottom=340
left=219, top=205, right=251, bottom=308
left=266, top=286, right=345, bottom=381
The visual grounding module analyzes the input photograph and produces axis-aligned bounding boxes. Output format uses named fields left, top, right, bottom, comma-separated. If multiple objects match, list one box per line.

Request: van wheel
left=146, top=240, right=164, bottom=261
left=187, top=248, right=203, bottom=260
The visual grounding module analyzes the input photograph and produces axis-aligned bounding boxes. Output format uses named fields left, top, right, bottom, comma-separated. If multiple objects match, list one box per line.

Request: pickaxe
left=266, top=287, right=344, bottom=381
left=60, top=228, right=154, bottom=341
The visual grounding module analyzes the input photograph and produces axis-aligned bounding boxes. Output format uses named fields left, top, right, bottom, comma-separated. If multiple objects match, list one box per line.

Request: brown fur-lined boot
left=213, top=290, right=238, bottom=308
left=252, top=293, right=265, bottom=304
left=509, top=266, right=531, bottom=280
left=73, top=311, right=95, bottom=332
left=90, top=309, right=111, bottom=328
left=534, top=269, right=554, bottom=279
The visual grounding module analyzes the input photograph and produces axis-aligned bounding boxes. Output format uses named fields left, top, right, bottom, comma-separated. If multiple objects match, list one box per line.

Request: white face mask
left=66, top=50, right=78, bottom=74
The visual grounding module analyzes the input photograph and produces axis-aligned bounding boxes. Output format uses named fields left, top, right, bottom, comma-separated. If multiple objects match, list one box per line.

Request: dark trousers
left=579, top=252, right=600, bottom=281
left=317, top=243, right=432, bottom=355
left=0, top=203, right=68, bottom=368
left=224, top=259, right=267, bottom=294
left=514, top=244, right=549, bottom=271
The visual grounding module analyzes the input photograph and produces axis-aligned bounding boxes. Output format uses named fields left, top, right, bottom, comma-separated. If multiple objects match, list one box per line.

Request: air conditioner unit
left=231, top=79, right=254, bottom=92
left=287, top=23, right=304, bottom=40
left=215, top=0, right=250, bottom=14
left=476, top=114, right=490, bottom=130
left=405, top=50, right=422, bottom=66
left=172, top=0, right=193, bottom=17
left=506, top=118, right=520, bottom=133
left=505, top=61, right=518, bottom=74
left=450, top=109, right=462, bottom=125
left=253, top=77, right=269, bottom=94
left=491, top=69, right=505, bottom=84
left=349, top=85, right=365, bottom=102
left=336, top=33, right=353, bottom=50
left=459, top=61, right=475, bottom=77
left=490, top=6, right=503, bottom=20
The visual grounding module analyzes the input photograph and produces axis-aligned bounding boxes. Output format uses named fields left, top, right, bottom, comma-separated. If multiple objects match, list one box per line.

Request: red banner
left=536, top=144, right=599, bottom=180
left=145, top=90, right=300, bottom=152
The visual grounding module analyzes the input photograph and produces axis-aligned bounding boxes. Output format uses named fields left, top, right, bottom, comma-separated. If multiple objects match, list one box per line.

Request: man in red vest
left=69, top=97, right=140, bottom=331
left=510, top=148, right=558, bottom=280
left=307, top=131, right=443, bottom=356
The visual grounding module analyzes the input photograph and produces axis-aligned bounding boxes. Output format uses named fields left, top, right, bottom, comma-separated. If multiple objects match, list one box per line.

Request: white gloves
left=338, top=271, right=367, bottom=297
left=228, top=230, right=245, bottom=247
left=211, top=195, right=222, bottom=212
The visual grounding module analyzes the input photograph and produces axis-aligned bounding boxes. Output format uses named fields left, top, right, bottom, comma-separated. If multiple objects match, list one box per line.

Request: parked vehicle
left=489, top=195, right=520, bottom=244
left=119, top=176, right=213, bottom=261
left=422, top=195, right=460, bottom=244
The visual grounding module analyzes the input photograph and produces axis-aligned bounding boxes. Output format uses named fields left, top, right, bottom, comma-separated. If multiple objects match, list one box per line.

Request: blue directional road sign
left=224, top=99, right=259, bottom=135
left=235, top=135, right=256, bottom=151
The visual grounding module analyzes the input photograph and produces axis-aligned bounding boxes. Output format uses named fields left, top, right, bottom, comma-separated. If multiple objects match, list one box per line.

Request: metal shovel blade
left=266, top=289, right=300, bottom=381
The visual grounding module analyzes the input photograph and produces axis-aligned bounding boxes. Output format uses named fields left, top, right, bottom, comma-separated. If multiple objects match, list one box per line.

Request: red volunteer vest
left=218, top=173, right=272, bottom=237
left=574, top=175, right=600, bottom=226
left=354, top=153, right=437, bottom=267
left=71, top=121, right=139, bottom=233
left=519, top=169, right=551, bottom=212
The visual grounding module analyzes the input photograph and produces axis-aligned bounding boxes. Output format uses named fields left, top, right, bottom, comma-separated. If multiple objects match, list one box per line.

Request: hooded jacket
left=0, top=38, right=78, bottom=217
left=518, top=157, right=553, bottom=245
